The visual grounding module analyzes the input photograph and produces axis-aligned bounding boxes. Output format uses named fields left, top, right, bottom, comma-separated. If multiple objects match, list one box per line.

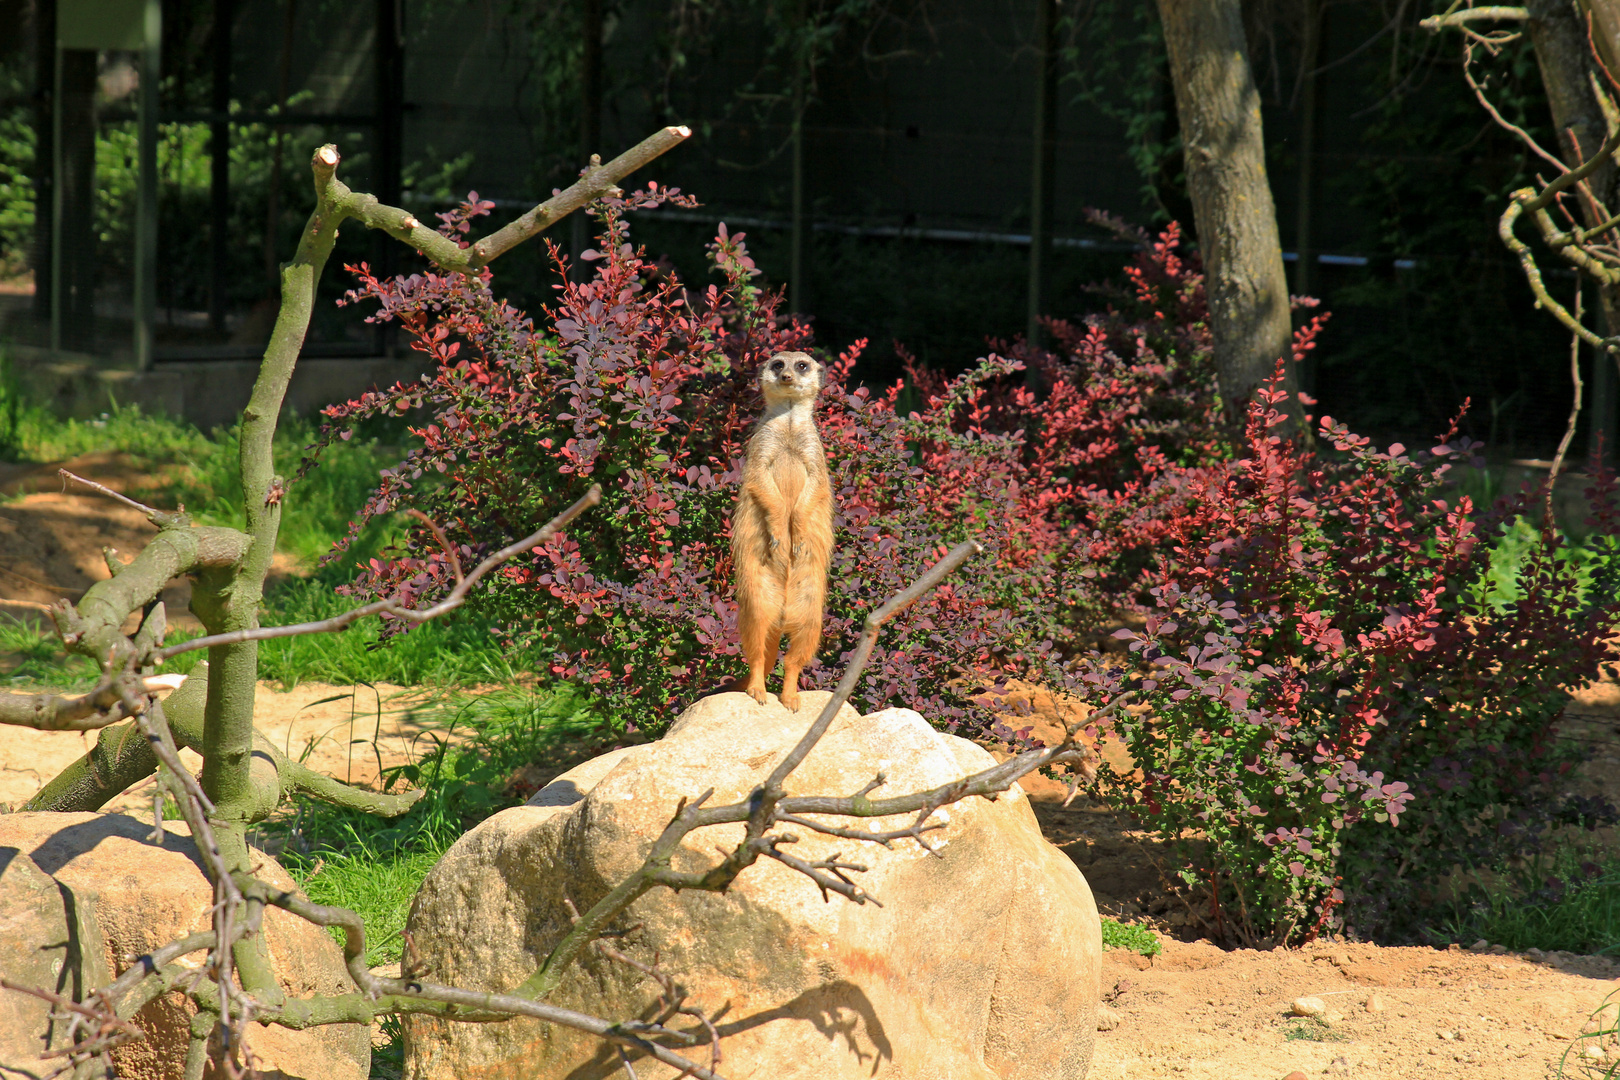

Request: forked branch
left=153, top=486, right=602, bottom=663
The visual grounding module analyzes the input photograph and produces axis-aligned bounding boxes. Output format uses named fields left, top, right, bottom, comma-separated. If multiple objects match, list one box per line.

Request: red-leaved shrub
left=1091, top=365, right=1620, bottom=944
left=307, top=189, right=1058, bottom=734
left=306, top=192, right=1618, bottom=947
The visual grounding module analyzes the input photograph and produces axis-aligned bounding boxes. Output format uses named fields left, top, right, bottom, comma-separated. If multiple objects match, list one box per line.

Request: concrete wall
left=16, top=347, right=434, bottom=431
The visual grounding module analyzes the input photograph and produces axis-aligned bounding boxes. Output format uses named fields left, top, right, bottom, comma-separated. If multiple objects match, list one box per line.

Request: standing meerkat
left=731, top=350, right=834, bottom=711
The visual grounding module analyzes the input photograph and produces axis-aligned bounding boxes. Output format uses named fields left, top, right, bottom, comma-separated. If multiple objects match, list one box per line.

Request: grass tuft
left=1281, top=1016, right=1346, bottom=1042
left=1101, top=917, right=1161, bottom=957
left=1442, top=843, right=1620, bottom=958
left=269, top=685, right=625, bottom=965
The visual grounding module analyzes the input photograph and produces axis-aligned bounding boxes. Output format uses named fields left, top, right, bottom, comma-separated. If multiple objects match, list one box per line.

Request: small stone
left=1583, top=1045, right=1607, bottom=1062
left=1290, top=996, right=1328, bottom=1018
left=1095, top=1004, right=1120, bottom=1032
left=1325, top=1010, right=1345, bottom=1024
left=1283, top=1073, right=1309, bottom=1080
left=1489, top=944, right=1509, bottom=955
left=1526, top=947, right=1546, bottom=961
left=1331, top=952, right=1351, bottom=967
left=1365, top=993, right=1386, bottom=1013
left=1438, top=1030, right=1456, bottom=1041
left=1448, top=942, right=1462, bottom=952
left=1469, top=938, right=1490, bottom=952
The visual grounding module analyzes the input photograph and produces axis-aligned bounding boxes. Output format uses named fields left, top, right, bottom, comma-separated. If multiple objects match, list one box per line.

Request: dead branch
left=154, top=486, right=602, bottom=663
left=0, top=666, right=148, bottom=730
left=59, top=468, right=183, bottom=527
left=324, top=127, right=690, bottom=274
left=0, top=979, right=146, bottom=1071
left=1419, top=6, right=1529, bottom=32
left=1549, top=280, right=1587, bottom=521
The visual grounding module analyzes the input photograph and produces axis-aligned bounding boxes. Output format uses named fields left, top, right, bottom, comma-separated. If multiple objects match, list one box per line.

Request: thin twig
left=1419, top=6, right=1528, bottom=31
left=1462, top=42, right=1570, bottom=175
left=764, top=540, right=984, bottom=793
left=405, top=509, right=464, bottom=584
left=1549, top=281, right=1586, bottom=524
left=155, top=486, right=601, bottom=662
left=58, top=469, right=173, bottom=522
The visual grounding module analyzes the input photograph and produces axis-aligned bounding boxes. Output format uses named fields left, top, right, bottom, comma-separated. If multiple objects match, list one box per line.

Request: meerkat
left=731, top=350, right=835, bottom=712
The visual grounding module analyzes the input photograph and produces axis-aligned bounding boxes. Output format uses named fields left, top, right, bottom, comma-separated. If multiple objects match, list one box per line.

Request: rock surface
left=0, top=812, right=368, bottom=1080
left=403, top=691, right=1103, bottom=1080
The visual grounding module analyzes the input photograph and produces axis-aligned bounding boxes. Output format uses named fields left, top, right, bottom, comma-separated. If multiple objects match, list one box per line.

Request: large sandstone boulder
left=403, top=691, right=1102, bottom=1080
left=0, top=812, right=369, bottom=1080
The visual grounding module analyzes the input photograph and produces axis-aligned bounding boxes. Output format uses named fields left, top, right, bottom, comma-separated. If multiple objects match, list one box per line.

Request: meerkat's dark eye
left=795, top=361, right=808, bottom=372
left=771, top=359, right=785, bottom=371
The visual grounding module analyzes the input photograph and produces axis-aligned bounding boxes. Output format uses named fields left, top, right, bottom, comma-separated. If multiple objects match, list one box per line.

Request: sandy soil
left=1, top=453, right=303, bottom=635
left=1088, top=935, right=1618, bottom=1079
left=2, top=466, right=1618, bottom=1078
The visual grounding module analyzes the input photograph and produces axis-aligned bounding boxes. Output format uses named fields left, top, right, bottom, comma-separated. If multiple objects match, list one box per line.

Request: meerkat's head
left=758, top=351, right=824, bottom=407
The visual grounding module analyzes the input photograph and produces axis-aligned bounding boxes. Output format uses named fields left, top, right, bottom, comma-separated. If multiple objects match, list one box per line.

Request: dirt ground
left=2, top=460, right=1619, bottom=1079
left=0, top=452, right=299, bottom=629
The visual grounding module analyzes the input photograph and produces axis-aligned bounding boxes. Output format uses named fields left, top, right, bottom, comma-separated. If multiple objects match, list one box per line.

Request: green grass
left=0, top=614, right=99, bottom=691
left=0, top=392, right=525, bottom=690
left=296, top=842, right=448, bottom=968
left=1101, top=917, right=1161, bottom=957
left=155, top=578, right=525, bottom=690
left=1442, top=843, right=1620, bottom=957
left=1281, top=1016, right=1345, bottom=1042
left=269, top=685, right=621, bottom=952
left=1559, top=989, right=1620, bottom=1079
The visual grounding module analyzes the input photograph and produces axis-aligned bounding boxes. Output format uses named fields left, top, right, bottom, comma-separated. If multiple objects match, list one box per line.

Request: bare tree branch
left=0, top=668, right=147, bottom=730
left=59, top=468, right=183, bottom=527
left=330, top=127, right=691, bottom=274
left=1419, top=6, right=1529, bottom=32
left=154, top=486, right=601, bottom=663
left=0, top=979, right=146, bottom=1070
left=1549, top=280, right=1587, bottom=521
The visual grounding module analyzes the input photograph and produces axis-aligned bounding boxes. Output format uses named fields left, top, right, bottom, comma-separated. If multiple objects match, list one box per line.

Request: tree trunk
left=1531, top=0, right=1620, bottom=463
left=1156, top=0, right=1301, bottom=427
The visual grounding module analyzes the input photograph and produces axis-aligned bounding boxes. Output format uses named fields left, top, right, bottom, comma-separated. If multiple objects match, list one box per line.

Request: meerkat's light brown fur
left=731, top=351, right=834, bottom=711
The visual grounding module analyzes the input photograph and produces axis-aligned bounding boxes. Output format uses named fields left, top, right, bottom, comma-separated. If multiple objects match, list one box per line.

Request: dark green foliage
left=1444, top=844, right=1620, bottom=958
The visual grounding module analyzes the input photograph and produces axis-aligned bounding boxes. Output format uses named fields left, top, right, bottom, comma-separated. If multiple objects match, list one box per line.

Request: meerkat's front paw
left=744, top=683, right=769, bottom=706
left=779, top=687, right=801, bottom=712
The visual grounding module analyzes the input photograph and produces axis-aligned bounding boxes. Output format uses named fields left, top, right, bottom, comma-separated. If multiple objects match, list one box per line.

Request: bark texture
left=1531, top=0, right=1620, bottom=455
left=1156, top=0, right=1301, bottom=425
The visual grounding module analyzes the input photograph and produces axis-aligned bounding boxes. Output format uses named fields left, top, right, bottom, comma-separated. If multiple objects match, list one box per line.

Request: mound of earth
left=1090, top=934, right=1618, bottom=1078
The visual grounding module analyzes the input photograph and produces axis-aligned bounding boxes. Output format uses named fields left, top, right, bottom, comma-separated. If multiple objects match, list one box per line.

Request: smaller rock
left=1526, top=947, right=1546, bottom=961
left=1447, top=942, right=1462, bottom=952
left=1095, top=1004, right=1120, bottom=1032
left=1489, top=944, right=1509, bottom=955
left=1438, top=1030, right=1456, bottom=1042
left=1582, top=1045, right=1606, bottom=1062
left=1330, top=952, right=1351, bottom=968
left=1469, top=938, right=1490, bottom=952
left=1283, top=1072, right=1309, bottom=1080
left=1325, top=1010, right=1344, bottom=1024
left=1290, top=996, right=1328, bottom=1018
left=1365, top=993, right=1386, bottom=1013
